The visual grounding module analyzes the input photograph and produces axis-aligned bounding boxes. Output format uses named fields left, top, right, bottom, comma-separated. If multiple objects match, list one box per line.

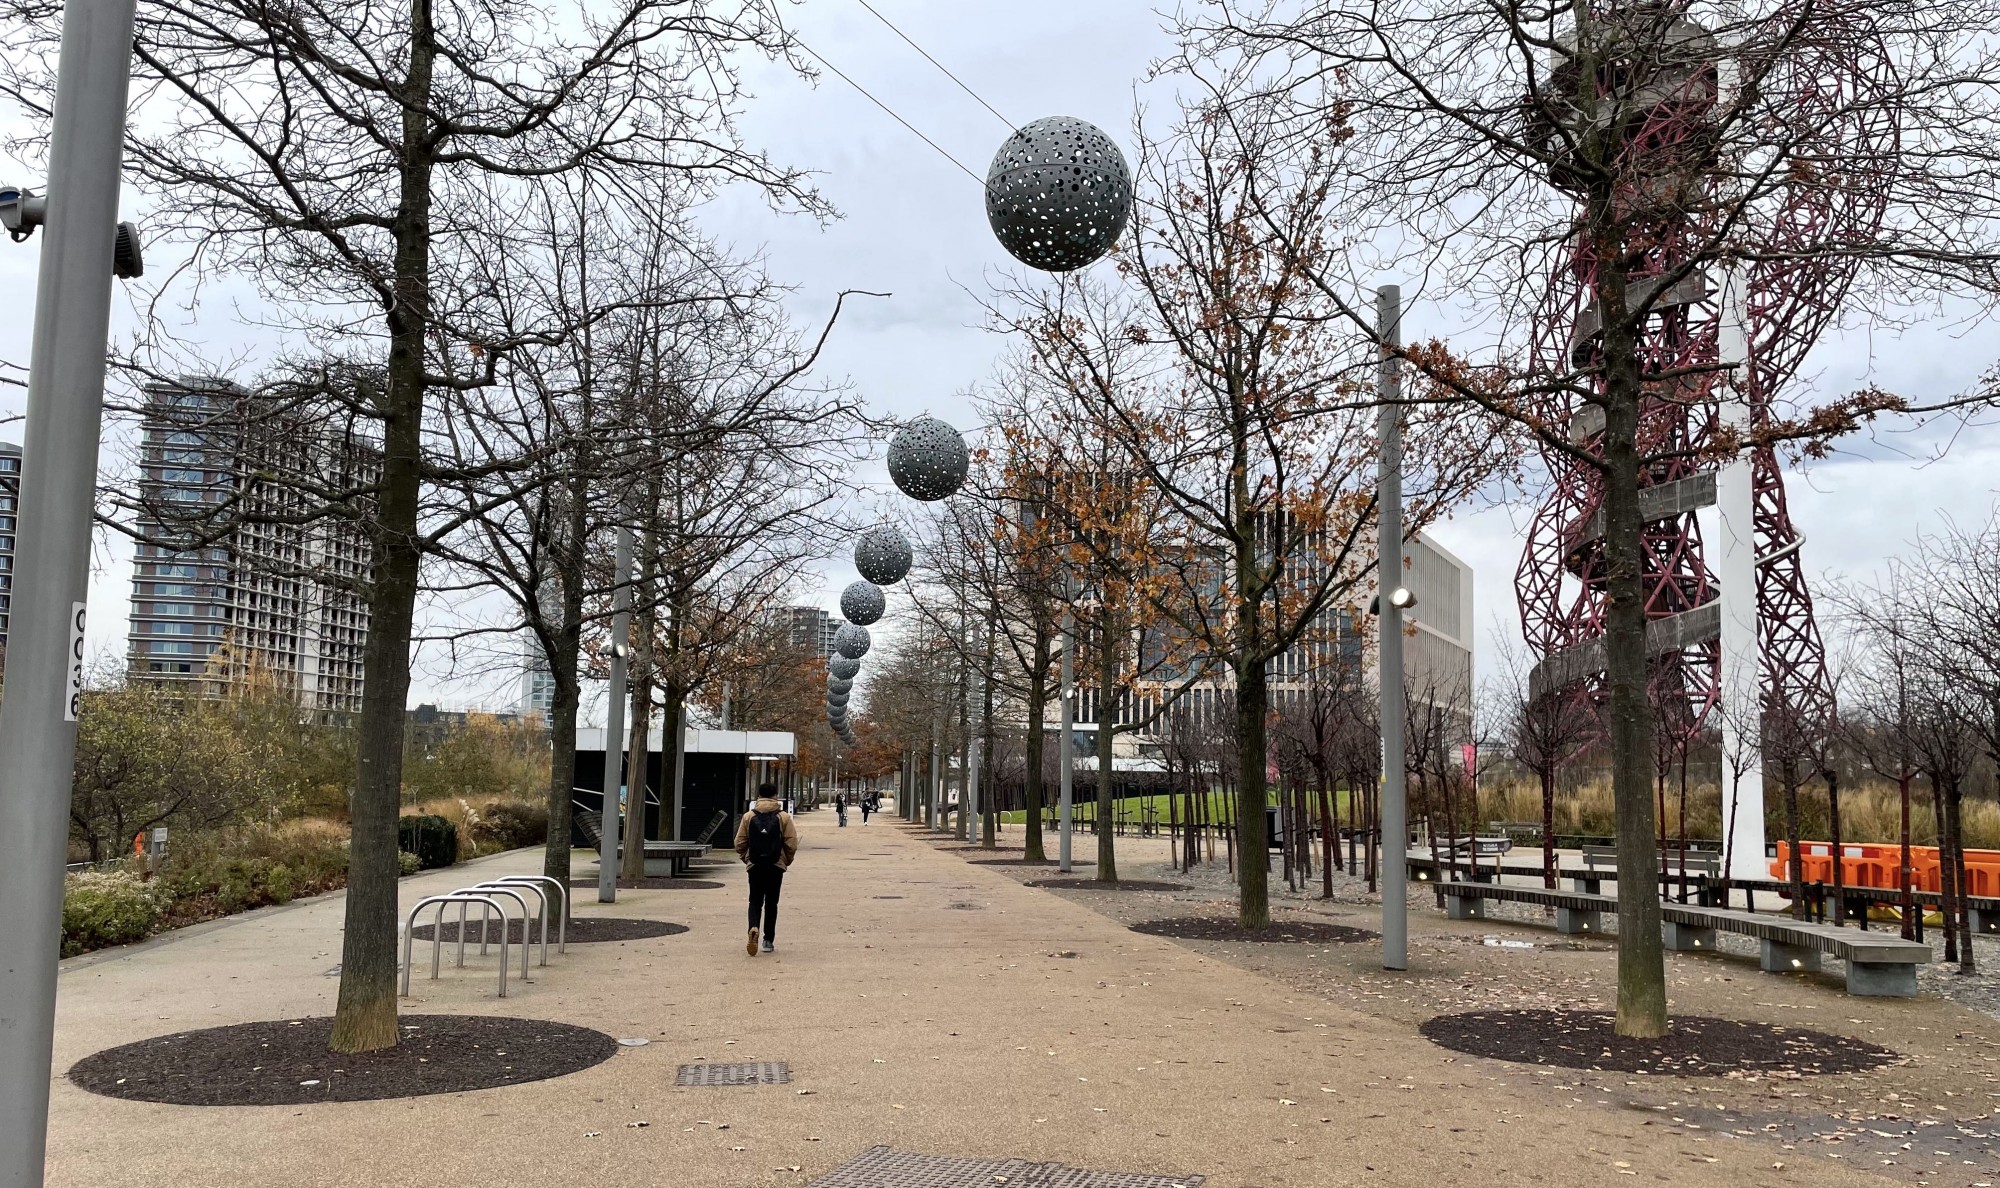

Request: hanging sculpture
left=985, top=116, right=1133, bottom=273
left=827, top=676, right=853, bottom=696
left=885, top=417, right=969, bottom=502
left=833, top=622, right=872, bottom=660
left=829, top=655, right=861, bottom=680
left=853, top=526, right=912, bottom=586
left=840, top=580, right=887, bottom=626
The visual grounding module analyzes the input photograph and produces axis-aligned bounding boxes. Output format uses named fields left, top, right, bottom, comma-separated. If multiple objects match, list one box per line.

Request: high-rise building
left=0, top=441, right=19, bottom=673
left=782, top=606, right=843, bottom=658
left=519, top=581, right=559, bottom=719
left=126, top=378, right=379, bottom=713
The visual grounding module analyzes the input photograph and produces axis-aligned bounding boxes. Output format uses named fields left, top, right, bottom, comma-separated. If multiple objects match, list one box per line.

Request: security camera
left=0, top=183, right=144, bottom=277
left=0, top=186, right=45, bottom=241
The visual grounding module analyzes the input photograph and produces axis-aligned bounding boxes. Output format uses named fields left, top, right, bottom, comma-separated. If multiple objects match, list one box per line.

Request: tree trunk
left=619, top=670, right=653, bottom=882
left=329, top=32, right=435, bottom=1051
left=1781, top=757, right=1806, bottom=920
left=1540, top=768, right=1557, bottom=889
left=1023, top=634, right=1050, bottom=862
left=1234, top=657, right=1270, bottom=928
left=1934, top=783, right=1958, bottom=962
left=1319, top=785, right=1336, bottom=898
left=1599, top=274, right=1669, bottom=1038
left=1945, top=782, right=1975, bottom=973
left=1825, top=767, right=1843, bottom=926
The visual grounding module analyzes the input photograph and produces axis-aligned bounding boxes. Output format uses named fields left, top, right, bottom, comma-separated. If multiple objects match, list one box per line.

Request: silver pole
left=0, top=1, right=139, bottom=1182
left=597, top=523, right=634, bottom=903
left=1058, top=599, right=1075, bottom=873
left=1376, top=285, right=1409, bottom=972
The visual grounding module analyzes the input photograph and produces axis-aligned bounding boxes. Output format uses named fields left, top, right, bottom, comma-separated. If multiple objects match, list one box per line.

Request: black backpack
left=746, top=808, right=785, bottom=866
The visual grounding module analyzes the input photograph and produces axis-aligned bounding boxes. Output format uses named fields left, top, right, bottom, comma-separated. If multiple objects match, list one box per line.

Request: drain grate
left=809, top=1146, right=1204, bottom=1187
left=944, top=902, right=983, bottom=911
left=675, top=1061, right=790, bottom=1087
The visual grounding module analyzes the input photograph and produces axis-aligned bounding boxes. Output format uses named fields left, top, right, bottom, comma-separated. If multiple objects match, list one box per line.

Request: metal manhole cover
left=675, top=1061, right=790, bottom=1087
left=808, top=1145, right=1204, bottom=1187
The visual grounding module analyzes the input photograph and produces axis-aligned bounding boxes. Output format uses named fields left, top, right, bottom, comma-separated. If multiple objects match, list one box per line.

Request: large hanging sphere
left=826, top=676, right=853, bottom=696
left=886, top=418, right=969, bottom=503
left=854, top=526, right=912, bottom=585
left=840, top=580, right=887, bottom=626
left=829, top=655, right=861, bottom=680
left=833, top=622, right=872, bottom=660
left=985, top=116, right=1133, bottom=273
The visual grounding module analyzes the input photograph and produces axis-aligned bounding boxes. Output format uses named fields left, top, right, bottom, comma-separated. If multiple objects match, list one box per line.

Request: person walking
left=734, top=783, right=798, bottom=956
left=836, top=791, right=849, bottom=827
left=859, top=792, right=873, bottom=826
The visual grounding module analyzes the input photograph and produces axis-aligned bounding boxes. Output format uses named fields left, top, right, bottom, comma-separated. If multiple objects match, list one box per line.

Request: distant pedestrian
left=734, top=783, right=798, bottom=956
left=859, top=793, right=873, bottom=826
left=836, top=791, right=849, bottom=827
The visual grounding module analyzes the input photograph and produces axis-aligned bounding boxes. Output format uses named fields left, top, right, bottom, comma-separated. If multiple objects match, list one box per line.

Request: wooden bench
left=1437, top=881, right=1930, bottom=997
left=1657, top=902, right=1930, bottom=997
left=1573, top=844, right=1720, bottom=892
left=630, top=841, right=711, bottom=877
left=1439, top=881, right=1615, bottom=936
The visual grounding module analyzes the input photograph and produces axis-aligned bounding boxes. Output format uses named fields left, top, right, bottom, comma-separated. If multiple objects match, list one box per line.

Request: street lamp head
left=1389, top=587, right=1417, bottom=610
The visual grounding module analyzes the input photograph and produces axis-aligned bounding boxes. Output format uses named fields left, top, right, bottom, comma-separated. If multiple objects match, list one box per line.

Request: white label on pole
left=65, top=602, right=87, bottom=721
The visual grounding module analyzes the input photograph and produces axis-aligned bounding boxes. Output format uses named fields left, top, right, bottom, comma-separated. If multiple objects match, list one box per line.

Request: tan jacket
left=734, top=797, right=799, bottom=869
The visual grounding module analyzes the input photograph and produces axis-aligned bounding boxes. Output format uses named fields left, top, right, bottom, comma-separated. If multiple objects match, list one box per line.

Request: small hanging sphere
left=827, top=676, right=853, bottom=696
left=886, top=418, right=969, bottom=503
left=854, top=526, right=912, bottom=585
left=829, top=655, right=861, bottom=680
left=833, top=622, right=872, bottom=660
left=827, top=692, right=850, bottom=709
left=985, top=116, right=1133, bottom=273
left=840, top=580, right=887, bottom=626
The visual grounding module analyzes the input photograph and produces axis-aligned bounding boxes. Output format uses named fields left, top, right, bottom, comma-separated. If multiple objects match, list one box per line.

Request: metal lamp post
left=0, top=2, right=141, bottom=1183
left=1057, top=588, right=1075, bottom=874
left=597, top=521, right=634, bottom=904
left=1375, top=284, right=1410, bottom=973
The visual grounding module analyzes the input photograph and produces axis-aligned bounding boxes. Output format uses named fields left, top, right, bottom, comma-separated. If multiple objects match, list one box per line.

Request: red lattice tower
left=1515, top=4, right=1897, bottom=731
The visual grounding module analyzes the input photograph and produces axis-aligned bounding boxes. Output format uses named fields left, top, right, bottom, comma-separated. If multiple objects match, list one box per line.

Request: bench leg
left=1845, top=961, right=1918, bottom=998
left=1444, top=894, right=1484, bottom=920
left=1662, top=921, right=1717, bottom=952
left=1555, top=907, right=1601, bottom=935
left=1759, top=939, right=1823, bottom=974
left=1567, top=877, right=1601, bottom=895
left=1971, top=907, right=1999, bottom=936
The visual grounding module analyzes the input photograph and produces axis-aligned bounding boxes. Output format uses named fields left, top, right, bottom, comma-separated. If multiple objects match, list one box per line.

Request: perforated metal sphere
left=833, top=622, right=872, bottom=659
left=840, top=580, right=887, bottom=626
left=828, top=655, right=861, bottom=680
left=886, top=418, right=969, bottom=502
left=853, top=527, right=912, bottom=586
left=827, top=692, right=850, bottom=709
left=985, top=116, right=1132, bottom=273
left=826, top=676, right=853, bottom=696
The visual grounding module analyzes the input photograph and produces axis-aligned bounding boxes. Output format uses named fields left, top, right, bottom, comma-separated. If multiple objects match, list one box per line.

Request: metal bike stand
left=403, top=894, right=508, bottom=998
left=470, top=879, right=550, bottom=967
left=455, top=885, right=533, bottom=983
left=489, top=875, right=566, bottom=956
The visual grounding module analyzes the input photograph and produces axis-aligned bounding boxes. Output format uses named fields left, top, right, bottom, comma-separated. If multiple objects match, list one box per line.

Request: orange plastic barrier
left=1772, top=841, right=2000, bottom=897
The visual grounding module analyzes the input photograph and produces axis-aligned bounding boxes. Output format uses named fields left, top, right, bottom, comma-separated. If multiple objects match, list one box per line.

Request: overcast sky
left=4, top=0, right=1997, bottom=720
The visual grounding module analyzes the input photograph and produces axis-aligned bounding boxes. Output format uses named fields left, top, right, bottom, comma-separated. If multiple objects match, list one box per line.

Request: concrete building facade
left=126, top=378, right=378, bottom=713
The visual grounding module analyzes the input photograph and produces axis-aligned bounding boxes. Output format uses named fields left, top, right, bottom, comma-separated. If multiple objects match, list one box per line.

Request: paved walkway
left=42, top=810, right=1995, bottom=1187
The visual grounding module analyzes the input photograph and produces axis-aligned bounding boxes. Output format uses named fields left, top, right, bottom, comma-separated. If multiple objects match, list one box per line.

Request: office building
left=126, top=377, right=378, bottom=713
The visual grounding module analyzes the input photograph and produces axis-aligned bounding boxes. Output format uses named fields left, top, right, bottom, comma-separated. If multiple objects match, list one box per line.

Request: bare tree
left=1493, top=642, right=1595, bottom=887
left=1189, top=0, right=2000, bottom=1034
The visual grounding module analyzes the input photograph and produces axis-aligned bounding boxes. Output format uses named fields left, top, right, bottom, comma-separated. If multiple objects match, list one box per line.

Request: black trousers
left=747, top=864, right=785, bottom=938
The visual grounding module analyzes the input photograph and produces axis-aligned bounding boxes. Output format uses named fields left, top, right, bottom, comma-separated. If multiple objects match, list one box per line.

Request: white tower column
left=1715, top=264, right=1766, bottom=880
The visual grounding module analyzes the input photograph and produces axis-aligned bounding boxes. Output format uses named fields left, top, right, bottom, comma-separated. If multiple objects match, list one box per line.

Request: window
left=152, top=641, right=196, bottom=655
left=149, top=602, right=197, bottom=617
left=153, top=565, right=199, bottom=578
left=158, top=468, right=207, bottom=483
left=150, top=583, right=200, bottom=598
left=164, top=432, right=207, bottom=447
left=152, top=621, right=196, bottom=635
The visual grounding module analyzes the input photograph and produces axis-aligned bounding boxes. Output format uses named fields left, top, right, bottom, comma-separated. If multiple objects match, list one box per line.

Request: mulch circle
left=1023, top=878, right=1189, bottom=893
left=1127, top=916, right=1379, bottom=944
left=68, top=1014, right=619, bottom=1106
left=565, top=877, right=725, bottom=891
left=409, top=916, right=688, bottom=945
left=1418, top=1009, right=1897, bottom=1076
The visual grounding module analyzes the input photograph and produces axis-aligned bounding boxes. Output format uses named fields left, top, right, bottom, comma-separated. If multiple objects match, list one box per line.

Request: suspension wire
left=791, top=33, right=988, bottom=188
left=851, top=0, right=1015, bottom=131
